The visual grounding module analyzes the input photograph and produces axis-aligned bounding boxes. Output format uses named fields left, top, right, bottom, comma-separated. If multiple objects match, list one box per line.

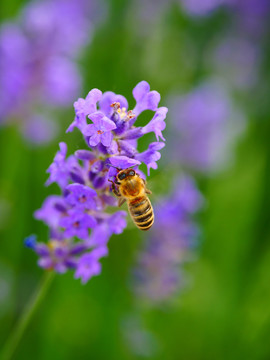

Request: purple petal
left=142, top=107, right=167, bottom=141
left=132, top=81, right=161, bottom=117
left=66, top=183, right=97, bottom=197
left=106, top=140, right=119, bottom=155
left=118, top=140, right=137, bottom=157
left=136, top=142, right=165, bottom=175
left=99, top=91, right=128, bottom=116
left=107, top=211, right=127, bottom=234
left=54, top=263, right=68, bottom=273
left=101, top=131, right=113, bottom=147
left=121, top=127, right=143, bottom=140
left=86, top=224, right=111, bottom=247
left=70, top=243, right=88, bottom=255
left=38, top=257, right=53, bottom=269
left=89, top=133, right=101, bottom=147
left=108, top=156, right=141, bottom=177
left=67, top=89, right=102, bottom=133
left=35, top=243, right=50, bottom=256
left=133, top=81, right=150, bottom=101
left=88, top=111, right=104, bottom=123
left=84, top=123, right=98, bottom=136
left=99, top=117, right=117, bottom=132
left=74, top=252, right=103, bottom=284
left=91, top=246, right=109, bottom=258
left=85, top=88, right=103, bottom=110
left=75, top=150, right=96, bottom=161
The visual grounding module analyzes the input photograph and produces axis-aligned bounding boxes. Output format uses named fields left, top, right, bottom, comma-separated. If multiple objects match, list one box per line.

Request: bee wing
left=141, top=178, right=152, bottom=194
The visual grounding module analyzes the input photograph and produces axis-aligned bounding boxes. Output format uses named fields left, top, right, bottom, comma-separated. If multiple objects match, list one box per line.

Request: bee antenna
left=107, top=164, right=121, bottom=171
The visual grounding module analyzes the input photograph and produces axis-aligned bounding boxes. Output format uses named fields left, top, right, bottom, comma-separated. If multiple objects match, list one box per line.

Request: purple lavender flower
left=207, top=36, right=259, bottom=90
left=227, top=0, right=270, bottom=37
left=74, top=246, right=108, bottom=284
left=28, top=81, right=167, bottom=283
left=132, top=175, right=203, bottom=303
left=179, top=0, right=270, bottom=38
left=0, top=0, right=100, bottom=144
left=34, top=195, right=68, bottom=229
left=29, top=239, right=89, bottom=273
left=67, top=89, right=103, bottom=133
left=59, top=210, right=97, bottom=240
left=65, top=184, right=97, bottom=210
left=85, top=112, right=117, bottom=147
left=180, top=0, right=225, bottom=17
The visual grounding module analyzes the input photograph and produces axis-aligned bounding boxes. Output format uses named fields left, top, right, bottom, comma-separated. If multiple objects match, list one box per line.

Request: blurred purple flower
left=180, top=0, right=225, bottom=17
left=167, top=80, right=245, bottom=173
left=0, top=0, right=103, bottom=144
left=179, top=0, right=270, bottom=37
left=74, top=247, right=108, bottom=284
left=34, top=195, right=68, bottom=229
left=21, top=114, right=59, bottom=145
left=34, top=239, right=88, bottom=273
left=228, top=0, right=270, bottom=37
left=208, top=36, right=259, bottom=90
left=132, top=175, right=203, bottom=303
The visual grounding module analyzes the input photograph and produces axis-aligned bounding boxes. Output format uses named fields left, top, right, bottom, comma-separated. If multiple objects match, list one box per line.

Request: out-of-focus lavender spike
left=167, top=79, right=245, bottom=174
left=132, top=175, right=203, bottom=304
left=0, top=0, right=105, bottom=144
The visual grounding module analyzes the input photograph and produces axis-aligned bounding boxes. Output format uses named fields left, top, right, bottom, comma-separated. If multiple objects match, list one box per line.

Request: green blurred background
left=1, top=0, right=270, bottom=359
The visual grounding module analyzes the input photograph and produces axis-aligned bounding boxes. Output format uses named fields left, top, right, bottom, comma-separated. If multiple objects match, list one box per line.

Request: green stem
left=1, top=271, right=54, bottom=360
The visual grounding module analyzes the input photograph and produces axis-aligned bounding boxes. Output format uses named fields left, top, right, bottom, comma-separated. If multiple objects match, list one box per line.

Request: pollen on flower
left=97, top=130, right=104, bottom=135
left=73, top=221, right=80, bottom=227
left=111, top=102, right=121, bottom=111
left=127, top=110, right=135, bottom=119
left=48, top=241, right=58, bottom=250
left=117, top=107, right=128, bottom=120
left=48, top=240, right=65, bottom=251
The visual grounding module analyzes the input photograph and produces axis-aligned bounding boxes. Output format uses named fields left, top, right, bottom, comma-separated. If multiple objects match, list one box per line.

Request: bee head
left=117, top=168, right=136, bottom=182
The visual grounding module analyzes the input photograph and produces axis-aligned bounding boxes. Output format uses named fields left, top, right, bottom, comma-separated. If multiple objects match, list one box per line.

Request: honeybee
left=109, top=167, right=154, bottom=231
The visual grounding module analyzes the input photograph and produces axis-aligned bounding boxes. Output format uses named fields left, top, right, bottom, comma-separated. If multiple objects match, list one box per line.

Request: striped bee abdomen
left=128, top=196, right=154, bottom=231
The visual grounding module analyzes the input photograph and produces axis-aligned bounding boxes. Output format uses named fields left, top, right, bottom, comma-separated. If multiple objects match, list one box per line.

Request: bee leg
left=118, top=197, right=126, bottom=207
left=108, top=180, right=121, bottom=197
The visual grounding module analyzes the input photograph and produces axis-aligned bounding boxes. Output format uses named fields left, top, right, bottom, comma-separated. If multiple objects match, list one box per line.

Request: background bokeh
left=1, top=0, right=270, bottom=359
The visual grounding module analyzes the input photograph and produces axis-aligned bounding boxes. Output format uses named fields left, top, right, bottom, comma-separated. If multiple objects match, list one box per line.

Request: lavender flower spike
left=27, top=81, right=167, bottom=283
